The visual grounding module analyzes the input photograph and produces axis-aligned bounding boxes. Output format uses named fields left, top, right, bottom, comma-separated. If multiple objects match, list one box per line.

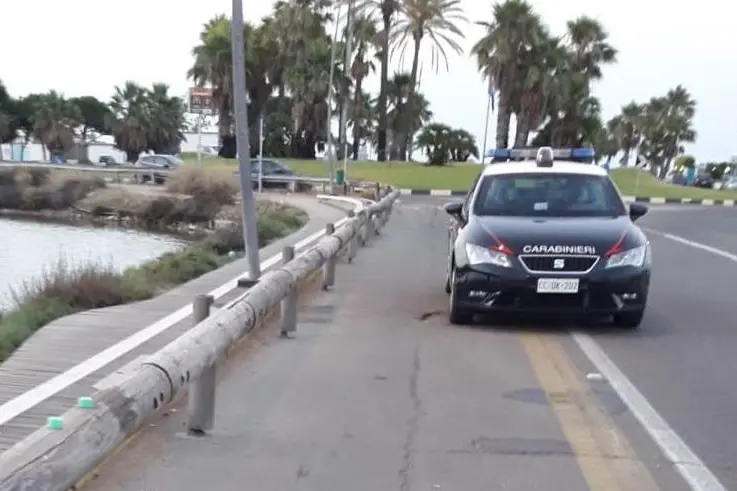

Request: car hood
left=465, top=216, right=641, bottom=256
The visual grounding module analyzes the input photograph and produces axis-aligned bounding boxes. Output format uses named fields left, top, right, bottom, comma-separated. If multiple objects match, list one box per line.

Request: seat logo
left=553, top=258, right=565, bottom=269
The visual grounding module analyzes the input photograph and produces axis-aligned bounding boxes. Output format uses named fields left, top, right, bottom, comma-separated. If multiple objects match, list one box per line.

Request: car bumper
left=454, top=265, right=650, bottom=315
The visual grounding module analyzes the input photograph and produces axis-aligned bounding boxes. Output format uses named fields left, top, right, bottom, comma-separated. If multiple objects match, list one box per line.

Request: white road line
left=573, top=228, right=736, bottom=491
left=644, top=227, right=737, bottom=263
left=0, top=199, right=362, bottom=426
left=573, top=333, right=727, bottom=491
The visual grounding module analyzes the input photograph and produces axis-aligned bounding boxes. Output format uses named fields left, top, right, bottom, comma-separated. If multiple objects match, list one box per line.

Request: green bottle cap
left=78, top=396, right=95, bottom=409
left=46, top=416, right=63, bottom=430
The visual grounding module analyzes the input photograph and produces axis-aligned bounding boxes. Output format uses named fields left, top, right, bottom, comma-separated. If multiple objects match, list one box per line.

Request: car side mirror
left=629, top=202, right=648, bottom=221
left=444, top=201, right=465, bottom=222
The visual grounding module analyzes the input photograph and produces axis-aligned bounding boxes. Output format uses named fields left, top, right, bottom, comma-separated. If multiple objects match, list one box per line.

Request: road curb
left=398, top=189, right=737, bottom=206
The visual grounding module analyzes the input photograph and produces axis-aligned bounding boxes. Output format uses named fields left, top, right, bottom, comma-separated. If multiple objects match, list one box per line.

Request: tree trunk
left=351, top=76, right=363, bottom=160
left=399, top=34, right=422, bottom=161
left=376, top=13, right=391, bottom=161
left=513, top=114, right=529, bottom=148
left=495, top=92, right=511, bottom=149
left=622, top=147, right=631, bottom=167
left=336, top=98, right=346, bottom=160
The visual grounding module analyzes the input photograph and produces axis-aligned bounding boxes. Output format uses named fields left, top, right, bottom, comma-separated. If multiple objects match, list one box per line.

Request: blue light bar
left=487, top=147, right=596, bottom=164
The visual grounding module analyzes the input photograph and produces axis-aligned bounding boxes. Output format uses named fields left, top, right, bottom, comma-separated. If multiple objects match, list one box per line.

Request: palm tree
left=146, top=84, right=186, bottom=155
left=348, top=13, right=378, bottom=159
left=415, top=122, right=452, bottom=164
left=447, top=128, right=479, bottom=161
left=513, top=29, right=563, bottom=147
left=31, top=91, right=81, bottom=158
left=349, top=0, right=400, bottom=160
left=348, top=90, right=375, bottom=157
left=617, top=102, right=642, bottom=166
left=386, top=72, right=432, bottom=158
left=391, top=0, right=466, bottom=159
left=472, top=0, right=542, bottom=149
left=109, top=82, right=152, bottom=162
left=188, top=15, right=235, bottom=151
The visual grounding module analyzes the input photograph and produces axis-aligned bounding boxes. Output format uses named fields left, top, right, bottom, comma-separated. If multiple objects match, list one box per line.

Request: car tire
left=613, top=308, right=645, bottom=329
left=448, top=268, right=473, bottom=325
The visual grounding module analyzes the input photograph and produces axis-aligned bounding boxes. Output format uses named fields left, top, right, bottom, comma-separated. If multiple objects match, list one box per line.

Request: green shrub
left=136, top=247, right=220, bottom=285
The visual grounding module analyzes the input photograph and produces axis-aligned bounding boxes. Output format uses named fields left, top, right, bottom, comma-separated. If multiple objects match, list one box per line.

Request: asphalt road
left=79, top=196, right=736, bottom=491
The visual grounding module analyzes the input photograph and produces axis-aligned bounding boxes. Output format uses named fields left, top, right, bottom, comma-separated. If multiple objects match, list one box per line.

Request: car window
left=472, top=172, right=627, bottom=217
left=140, top=156, right=153, bottom=163
left=462, top=170, right=483, bottom=215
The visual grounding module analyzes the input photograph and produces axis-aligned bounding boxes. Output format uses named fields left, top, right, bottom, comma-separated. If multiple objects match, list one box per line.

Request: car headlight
left=465, top=243, right=512, bottom=268
left=605, top=244, right=649, bottom=268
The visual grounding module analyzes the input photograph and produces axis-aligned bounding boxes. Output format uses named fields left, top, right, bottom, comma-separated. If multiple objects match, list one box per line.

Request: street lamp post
left=341, top=0, right=354, bottom=183
left=231, top=0, right=261, bottom=281
left=325, top=5, right=343, bottom=190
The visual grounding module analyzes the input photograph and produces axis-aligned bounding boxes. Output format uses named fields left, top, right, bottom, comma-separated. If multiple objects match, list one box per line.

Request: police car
left=444, top=147, right=651, bottom=328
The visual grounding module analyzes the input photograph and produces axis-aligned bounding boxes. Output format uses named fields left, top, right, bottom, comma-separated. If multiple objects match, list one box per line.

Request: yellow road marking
left=521, top=333, right=662, bottom=491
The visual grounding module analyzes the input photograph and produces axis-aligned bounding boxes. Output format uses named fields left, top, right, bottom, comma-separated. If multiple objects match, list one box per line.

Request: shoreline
left=0, top=198, right=309, bottom=363
left=0, top=207, right=215, bottom=239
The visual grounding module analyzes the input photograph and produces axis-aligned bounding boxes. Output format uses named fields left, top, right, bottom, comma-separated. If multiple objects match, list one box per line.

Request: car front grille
left=518, top=255, right=599, bottom=273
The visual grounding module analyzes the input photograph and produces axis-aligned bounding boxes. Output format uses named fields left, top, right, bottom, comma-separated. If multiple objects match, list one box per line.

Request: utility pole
left=231, top=0, right=261, bottom=280
left=341, top=0, right=354, bottom=180
left=325, top=6, right=343, bottom=189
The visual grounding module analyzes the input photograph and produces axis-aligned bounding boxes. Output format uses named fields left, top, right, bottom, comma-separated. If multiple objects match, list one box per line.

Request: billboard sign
left=188, top=87, right=216, bottom=115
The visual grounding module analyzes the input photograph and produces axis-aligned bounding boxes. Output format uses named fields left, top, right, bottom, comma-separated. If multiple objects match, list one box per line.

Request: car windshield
left=473, top=172, right=627, bottom=217
left=167, top=156, right=184, bottom=166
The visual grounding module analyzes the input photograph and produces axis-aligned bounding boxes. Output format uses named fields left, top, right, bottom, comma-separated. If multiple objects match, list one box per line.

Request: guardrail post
left=280, top=246, right=298, bottom=337
left=322, top=223, right=336, bottom=290
left=347, top=211, right=357, bottom=262
left=289, top=179, right=297, bottom=193
left=366, top=211, right=376, bottom=239
left=358, top=210, right=368, bottom=246
left=187, top=294, right=216, bottom=435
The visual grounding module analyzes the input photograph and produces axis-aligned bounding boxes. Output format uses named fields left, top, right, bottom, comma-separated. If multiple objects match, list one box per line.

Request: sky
left=2, top=0, right=734, bottom=161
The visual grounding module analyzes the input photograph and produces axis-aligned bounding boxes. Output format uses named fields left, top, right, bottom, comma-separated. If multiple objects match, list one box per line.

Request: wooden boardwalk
left=0, top=194, right=351, bottom=452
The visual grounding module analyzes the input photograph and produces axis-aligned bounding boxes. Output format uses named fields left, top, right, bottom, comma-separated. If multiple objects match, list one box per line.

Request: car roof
left=480, top=160, right=608, bottom=178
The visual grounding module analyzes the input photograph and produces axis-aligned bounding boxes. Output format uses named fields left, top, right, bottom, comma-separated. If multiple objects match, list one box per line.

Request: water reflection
left=0, top=219, right=186, bottom=310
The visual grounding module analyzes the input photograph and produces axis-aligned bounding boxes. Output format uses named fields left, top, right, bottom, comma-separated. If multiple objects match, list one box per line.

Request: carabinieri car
left=444, top=147, right=652, bottom=328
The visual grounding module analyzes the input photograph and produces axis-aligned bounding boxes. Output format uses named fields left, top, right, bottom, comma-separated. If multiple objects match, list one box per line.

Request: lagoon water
left=0, top=219, right=185, bottom=310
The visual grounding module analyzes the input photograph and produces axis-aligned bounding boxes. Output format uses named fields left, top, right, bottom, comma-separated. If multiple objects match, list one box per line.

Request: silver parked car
left=133, top=154, right=183, bottom=184
left=720, top=176, right=737, bottom=190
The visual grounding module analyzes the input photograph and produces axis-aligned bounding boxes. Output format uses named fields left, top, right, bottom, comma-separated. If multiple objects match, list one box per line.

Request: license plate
left=536, top=278, right=579, bottom=294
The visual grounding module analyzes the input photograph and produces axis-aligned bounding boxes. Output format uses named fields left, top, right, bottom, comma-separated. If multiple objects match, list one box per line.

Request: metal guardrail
left=0, top=188, right=400, bottom=490
left=0, top=161, right=367, bottom=192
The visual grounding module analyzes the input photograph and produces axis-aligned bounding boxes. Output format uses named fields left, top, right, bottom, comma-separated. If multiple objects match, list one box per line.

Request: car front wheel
left=448, top=267, right=473, bottom=325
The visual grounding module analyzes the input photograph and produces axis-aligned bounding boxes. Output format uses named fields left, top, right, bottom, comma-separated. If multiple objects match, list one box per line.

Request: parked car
left=96, top=155, right=118, bottom=167
left=249, top=158, right=295, bottom=188
left=719, top=175, right=737, bottom=190
left=692, top=172, right=714, bottom=188
left=133, top=154, right=183, bottom=184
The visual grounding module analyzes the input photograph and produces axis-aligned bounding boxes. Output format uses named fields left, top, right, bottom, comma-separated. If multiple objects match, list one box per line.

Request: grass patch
left=183, top=156, right=737, bottom=200
left=0, top=200, right=308, bottom=363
